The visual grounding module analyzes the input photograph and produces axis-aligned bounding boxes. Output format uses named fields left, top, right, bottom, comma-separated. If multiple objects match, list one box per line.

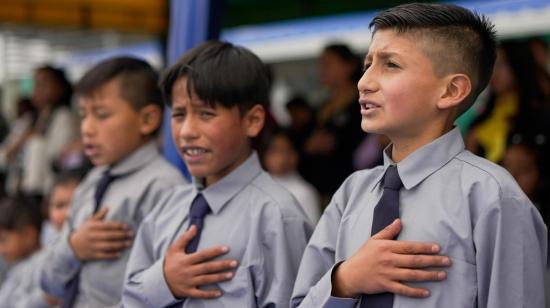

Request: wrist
left=331, top=261, right=359, bottom=298
left=68, top=232, right=83, bottom=260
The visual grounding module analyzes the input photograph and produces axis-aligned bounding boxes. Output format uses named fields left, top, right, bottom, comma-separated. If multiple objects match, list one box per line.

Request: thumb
left=91, top=208, right=109, bottom=221
left=170, top=225, right=197, bottom=253
left=371, top=218, right=401, bottom=240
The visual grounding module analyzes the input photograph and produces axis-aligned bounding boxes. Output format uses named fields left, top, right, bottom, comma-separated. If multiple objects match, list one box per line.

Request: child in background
left=40, top=170, right=86, bottom=246
left=262, top=129, right=321, bottom=224
left=40, top=57, right=185, bottom=308
left=0, top=196, right=59, bottom=307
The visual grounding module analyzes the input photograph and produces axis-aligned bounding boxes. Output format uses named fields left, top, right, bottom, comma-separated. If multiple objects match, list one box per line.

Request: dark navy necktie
left=63, top=170, right=118, bottom=308
left=360, top=165, right=403, bottom=308
left=185, top=193, right=210, bottom=254
left=93, top=170, right=118, bottom=213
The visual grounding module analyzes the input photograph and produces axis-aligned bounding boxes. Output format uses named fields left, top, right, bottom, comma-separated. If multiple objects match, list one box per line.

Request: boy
left=41, top=170, right=86, bottom=246
left=291, top=3, right=547, bottom=308
left=0, top=196, right=54, bottom=307
left=40, top=57, right=185, bottom=307
left=122, top=41, right=312, bottom=307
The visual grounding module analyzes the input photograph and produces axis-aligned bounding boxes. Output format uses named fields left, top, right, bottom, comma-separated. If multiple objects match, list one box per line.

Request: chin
left=361, top=122, right=381, bottom=134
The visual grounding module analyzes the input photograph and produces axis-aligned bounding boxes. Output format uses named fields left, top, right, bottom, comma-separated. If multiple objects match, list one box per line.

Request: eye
left=171, top=109, right=186, bottom=119
left=199, top=110, right=215, bottom=119
left=386, top=61, right=400, bottom=69
left=95, top=112, right=111, bottom=120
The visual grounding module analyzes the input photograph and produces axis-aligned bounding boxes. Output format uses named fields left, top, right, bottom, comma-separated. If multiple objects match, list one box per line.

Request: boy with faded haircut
left=292, top=3, right=546, bottom=308
left=122, top=41, right=312, bottom=307
left=40, top=57, right=185, bottom=308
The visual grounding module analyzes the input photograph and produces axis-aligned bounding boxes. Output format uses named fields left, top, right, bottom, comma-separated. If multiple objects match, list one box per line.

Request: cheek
left=170, top=121, right=182, bottom=145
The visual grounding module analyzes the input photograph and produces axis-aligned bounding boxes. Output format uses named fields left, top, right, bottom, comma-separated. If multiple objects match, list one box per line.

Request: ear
left=437, top=74, right=472, bottom=110
left=138, top=105, right=162, bottom=136
left=19, top=225, right=38, bottom=245
left=242, top=104, right=265, bottom=138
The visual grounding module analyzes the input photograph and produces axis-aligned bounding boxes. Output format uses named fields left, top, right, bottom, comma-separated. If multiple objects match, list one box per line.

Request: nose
left=80, top=117, right=96, bottom=138
left=176, top=114, right=200, bottom=142
left=357, top=66, right=378, bottom=95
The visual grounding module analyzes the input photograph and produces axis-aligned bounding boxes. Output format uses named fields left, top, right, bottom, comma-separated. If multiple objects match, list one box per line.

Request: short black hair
left=76, top=57, right=163, bottom=112
left=370, top=2, right=497, bottom=113
left=0, top=196, right=42, bottom=231
left=53, top=169, right=86, bottom=188
left=160, top=40, right=270, bottom=113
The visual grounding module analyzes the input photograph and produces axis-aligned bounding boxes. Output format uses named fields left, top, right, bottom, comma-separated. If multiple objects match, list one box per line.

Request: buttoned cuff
left=139, top=257, right=183, bottom=307
left=311, top=263, right=358, bottom=308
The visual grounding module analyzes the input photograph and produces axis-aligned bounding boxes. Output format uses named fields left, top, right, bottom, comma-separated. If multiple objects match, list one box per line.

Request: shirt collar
left=106, top=141, right=159, bottom=176
left=191, top=151, right=262, bottom=215
left=374, top=127, right=465, bottom=190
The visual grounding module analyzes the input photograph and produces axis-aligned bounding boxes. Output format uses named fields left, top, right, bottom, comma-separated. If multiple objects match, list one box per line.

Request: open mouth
left=181, top=146, right=210, bottom=163
left=360, top=100, right=380, bottom=112
left=182, top=147, right=208, bottom=156
left=83, top=144, right=99, bottom=157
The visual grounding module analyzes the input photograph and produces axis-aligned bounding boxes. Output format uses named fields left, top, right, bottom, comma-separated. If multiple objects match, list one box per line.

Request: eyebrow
left=364, top=51, right=399, bottom=61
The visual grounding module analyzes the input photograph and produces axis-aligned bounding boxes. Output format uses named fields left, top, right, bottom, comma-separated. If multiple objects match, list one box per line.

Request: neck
left=390, top=122, right=453, bottom=163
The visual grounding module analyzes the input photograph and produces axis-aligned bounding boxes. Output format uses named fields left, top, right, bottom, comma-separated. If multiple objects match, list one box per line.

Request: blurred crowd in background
left=0, top=1, right=547, bottom=306
left=0, top=36, right=547, bottom=232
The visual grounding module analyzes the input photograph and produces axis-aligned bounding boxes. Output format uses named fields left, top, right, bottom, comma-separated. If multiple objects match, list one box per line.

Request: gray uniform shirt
left=40, top=141, right=186, bottom=308
left=291, top=127, right=547, bottom=308
left=122, top=152, right=313, bottom=307
left=0, top=250, right=52, bottom=308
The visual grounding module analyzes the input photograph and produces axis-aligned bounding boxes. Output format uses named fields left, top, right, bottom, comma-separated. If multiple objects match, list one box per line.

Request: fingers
left=92, top=251, right=124, bottom=260
left=389, top=268, right=447, bottom=282
left=88, top=220, right=130, bottom=231
left=189, top=259, right=238, bottom=276
left=90, top=229, right=133, bottom=241
left=188, top=246, right=230, bottom=264
left=93, top=239, right=132, bottom=252
left=392, top=254, right=452, bottom=269
left=186, top=288, right=223, bottom=299
left=371, top=219, right=401, bottom=240
left=191, top=271, right=235, bottom=286
left=385, top=280, right=431, bottom=298
left=91, top=208, right=109, bottom=220
left=390, top=240, right=441, bottom=255
left=170, top=225, right=197, bottom=252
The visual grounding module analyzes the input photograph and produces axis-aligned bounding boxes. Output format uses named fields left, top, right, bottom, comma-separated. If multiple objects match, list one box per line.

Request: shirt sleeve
left=122, top=212, right=182, bottom=308
left=474, top=195, right=547, bottom=308
left=39, top=217, right=81, bottom=298
left=253, top=211, right=313, bottom=307
left=15, top=254, right=54, bottom=308
left=290, top=185, right=359, bottom=308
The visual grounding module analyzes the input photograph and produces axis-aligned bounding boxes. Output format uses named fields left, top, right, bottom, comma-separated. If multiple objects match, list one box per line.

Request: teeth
left=185, top=148, right=206, bottom=155
left=365, top=103, right=376, bottom=109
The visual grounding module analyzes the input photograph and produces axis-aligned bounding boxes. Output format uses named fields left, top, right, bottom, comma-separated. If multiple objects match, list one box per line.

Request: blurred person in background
left=466, top=40, right=550, bottom=163
left=1, top=66, right=78, bottom=200
left=300, top=44, right=364, bottom=204
left=40, top=170, right=86, bottom=247
left=0, top=196, right=60, bottom=307
left=0, top=97, right=37, bottom=197
left=262, top=128, right=321, bottom=225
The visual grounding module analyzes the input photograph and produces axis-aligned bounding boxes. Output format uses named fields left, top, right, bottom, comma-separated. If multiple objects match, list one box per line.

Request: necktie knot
left=383, top=165, right=403, bottom=190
